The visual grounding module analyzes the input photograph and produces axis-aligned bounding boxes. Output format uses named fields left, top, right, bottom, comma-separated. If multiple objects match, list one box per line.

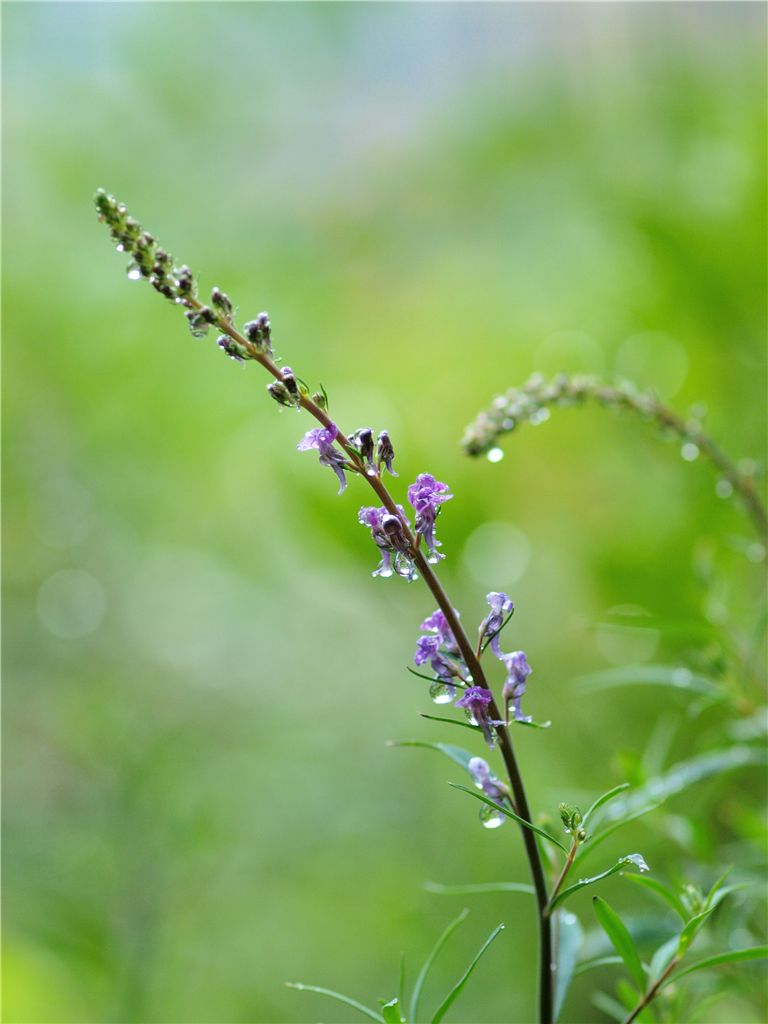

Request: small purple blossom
left=420, top=608, right=459, bottom=653
left=414, top=634, right=456, bottom=691
left=468, top=757, right=508, bottom=804
left=407, top=473, right=453, bottom=562
left=297, top=423, right=347, bottom=494
left=377, top=431, right=397, bottom=476
left=217, top=335, right=245, bottom=363
left=501, top=650, right=533, bottom=722
left=480, top=591, right=514, bottom=657
left=358, top=505, right=416, bottom=580
left=456, top=685, right=497, bottom=747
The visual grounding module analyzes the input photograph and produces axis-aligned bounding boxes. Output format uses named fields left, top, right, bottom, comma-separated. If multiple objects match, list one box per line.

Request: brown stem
left=546, top=838, right=579, bottom=914
left=194, top=301, right=554, bottom=1024
left=623, top=956, right=680, bottom=1024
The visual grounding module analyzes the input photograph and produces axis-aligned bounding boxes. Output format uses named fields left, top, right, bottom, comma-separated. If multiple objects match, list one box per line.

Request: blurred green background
left=3, top=3, right=766, bottom=1022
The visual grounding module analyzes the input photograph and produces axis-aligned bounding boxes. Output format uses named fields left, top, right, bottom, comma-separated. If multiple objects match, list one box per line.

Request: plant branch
left=623, top=956, right=680, bottom=1024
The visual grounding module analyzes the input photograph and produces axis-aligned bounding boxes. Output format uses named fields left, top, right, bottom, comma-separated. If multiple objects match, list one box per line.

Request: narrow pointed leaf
left=573, top=955, right=622, bottom=976
left=450, top=784, right=569, bottom=852
left=391, top=741, right=474, bottom=774
left=576, top=664, right=721, bottom=697
left=554, top=910, right=583, bottom=1021
left=591, top=991, right=630, bottom=1022
left=420, top=714, right=479, bottom=733
left=582, top=783, right=630, bottom=826
left=663, top=946, right=768, bottom=985
left=513, top=718, right=551, bottom=729
left=381, top=997, right=404, bottom=1023
left=592, top=896, right=646, bottom=990
left=430, top=923, right=505, bottom=1024
left=549, top=854, right=649, bottom=911
left=425, top=880, right=535, bottom=897
left=409, top=909, right=468, bottom=1024
left=648, top=936, right=678, bottom=982
left=623, top=873, right=688, bottom=921
left=286, top=983, right=384, bottom=1023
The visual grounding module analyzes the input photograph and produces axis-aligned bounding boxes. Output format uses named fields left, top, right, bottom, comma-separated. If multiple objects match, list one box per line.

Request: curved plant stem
left=623, top=956, right=680, bottom=1024
left=190, top=297, right=555, bottom=1024
left=462, top=374, right=767, bottom=540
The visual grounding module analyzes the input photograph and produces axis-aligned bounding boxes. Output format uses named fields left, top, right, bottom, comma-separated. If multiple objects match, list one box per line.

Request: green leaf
left=286, top=983, right=384, bottom=1023
left=592, top=896, right=646, bottom=991
left=623, top=874, right=688, bottom=921
left=573, top=955, right=623, bottom=976
left=554, top=910, right=583, bottom=1022
left=582, top=783, right=631, bottom=826
left=591, top=991, right=630, bottom=1022
left=600, top=746, right=767, bottom=822
left=664, top=946, right=768, bottom=985
left=425, top=880, right=535, bottom=897
left=513, top=718, right=552, bottom=729
left=381, top=997, right=404, bottom=1023
left=430, top=923, right=505, bottom=1024
left=390, top=741, right=475, bottom=774
left=409, top=909, right=468, bottom=1024
left=648, top=935, right=678, bottom=983
left=407, top=666, right=444, bottom=683
left=549, top=854, right=649, bottom=911
left=576, top=664, right=721, bottom=698
left=420, top=713, right=479, bottom=733
left=449, top=784, right=569, bottom=852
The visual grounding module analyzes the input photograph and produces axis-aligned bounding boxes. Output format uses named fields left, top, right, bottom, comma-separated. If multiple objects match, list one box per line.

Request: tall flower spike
left=297, top=424, right=347, bottom=494
left=480, top=592, right=514, bottom=657
left=455, top=686, right=497, bottom=747
left=501, top=651, right=532, bottom=722
left=407, top=473, right=453, bottom=563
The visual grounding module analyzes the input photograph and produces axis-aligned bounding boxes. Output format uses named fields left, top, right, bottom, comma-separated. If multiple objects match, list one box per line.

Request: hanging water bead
left=429, top=680, right=454, bottom=705
left=126, top=263, right=142, bottom=281
left=486, top=447, right=505, bottom=463
left=479, top=804, right=505, bottom=829
left=681, top=442, right=700, bottom=462
left=716, top=478, right=734, bottom=498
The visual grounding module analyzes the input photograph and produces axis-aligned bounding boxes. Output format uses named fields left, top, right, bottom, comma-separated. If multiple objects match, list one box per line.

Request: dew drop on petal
left=681, top=442, right=699, bottom=461
left=429, top=681, right=454, bottom=705
left=479, top=805, right=505, bottom=829
left=486, top=447, right=504, bottom=463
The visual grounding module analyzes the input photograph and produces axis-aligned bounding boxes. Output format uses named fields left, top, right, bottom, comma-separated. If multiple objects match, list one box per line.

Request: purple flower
left=217, top=335, right=245, bottom=363
left=297, top=423, right=347, bottom=494
left=468, top=757, right=508, bottom=804
left=501, top=651, right=532, bottom=722
left=358, top=505, right=416, bottom=580
left=414, top=634, right=456, bottom=691
left=479, top=591, right=514, bottom=657
left=420, top=608, right=459, bottom=653
left=407, top=473, right=453, bottom=563
left=377, top=431, right=397, bottom=476
left=456, top=685, right=497, bottom=747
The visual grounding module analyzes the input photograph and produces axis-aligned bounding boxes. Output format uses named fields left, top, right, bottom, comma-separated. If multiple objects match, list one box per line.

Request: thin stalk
left=623, top=956, right=680, bottom=1024
left=545, top=838, right=579, bottom=915
left=193, top=299, right=554, bottom=1024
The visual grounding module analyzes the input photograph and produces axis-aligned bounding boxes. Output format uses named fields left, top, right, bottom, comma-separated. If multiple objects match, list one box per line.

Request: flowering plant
left=95, top=190, right=766, bottom=1024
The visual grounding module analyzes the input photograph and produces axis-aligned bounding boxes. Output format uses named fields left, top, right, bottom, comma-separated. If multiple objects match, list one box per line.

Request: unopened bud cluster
left=559, top=802, right=586, bottom=843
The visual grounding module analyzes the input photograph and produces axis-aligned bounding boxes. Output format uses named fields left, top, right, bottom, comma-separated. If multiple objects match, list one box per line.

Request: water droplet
left=681, top=442, right=699, bottom=461
left=479, top=805, right=505, bottom=829
left=716, top=479, right=734, bottom=498
left=530, top=408, right=551, bottom=426
left=126, top=264, right=142, bottom=281
left=486, top=447, right=504, bottom=463
left=429, top=681, right=455, bottom=705
left=672, top=667, right=693, bottom=688
left=747, top=543, right=765, bottom=564
left=189, top=328, right=209, bottom=339
left=464, top=709, right=479, bottom=726
left=115, top=243, right=125, bottom=253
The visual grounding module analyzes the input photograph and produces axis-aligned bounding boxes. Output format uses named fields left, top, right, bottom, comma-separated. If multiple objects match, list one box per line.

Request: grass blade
left=425, top=880, right=535, bottom=897
left=409, top=909, right=469, bottom=1024
left=286, top=982, right=384, bottom=1023
left=430, top=923, right=505, bottom=1024
left=592, top=896, right=646, bottom=991
left=554, top=910, right=583, bottom=1021
left=573, top=955, right=623, bottom=976
left=420, top=713, right=479, bottom=733
left=576, top=664, right=721, bottom=697
left=450, top=784, right=569, bottom=852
